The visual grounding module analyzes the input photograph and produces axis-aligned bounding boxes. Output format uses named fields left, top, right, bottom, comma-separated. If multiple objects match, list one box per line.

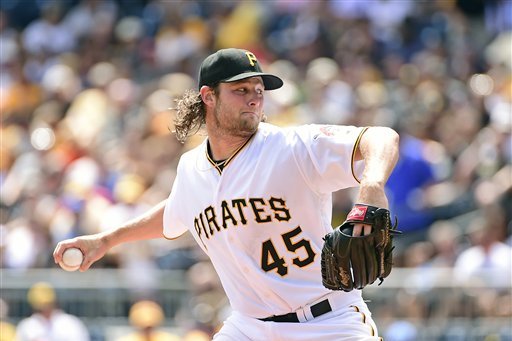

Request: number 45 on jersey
left=261, top=226, right=316, bottom=276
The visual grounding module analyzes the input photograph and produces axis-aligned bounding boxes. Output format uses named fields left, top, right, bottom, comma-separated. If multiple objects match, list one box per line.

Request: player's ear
left=200, top=86, right=215, bottom=106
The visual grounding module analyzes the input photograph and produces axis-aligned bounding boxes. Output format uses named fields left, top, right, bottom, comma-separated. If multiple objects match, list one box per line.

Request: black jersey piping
left=206, top=133, right=256, bottom=175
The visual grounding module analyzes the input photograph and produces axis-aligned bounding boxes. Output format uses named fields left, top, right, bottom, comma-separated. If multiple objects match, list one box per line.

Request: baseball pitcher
left=54, top=48, right=400, bottom=340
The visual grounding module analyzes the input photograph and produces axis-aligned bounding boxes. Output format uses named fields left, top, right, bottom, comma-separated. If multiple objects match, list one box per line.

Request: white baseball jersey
left=163, top=122, right=366, bottom=318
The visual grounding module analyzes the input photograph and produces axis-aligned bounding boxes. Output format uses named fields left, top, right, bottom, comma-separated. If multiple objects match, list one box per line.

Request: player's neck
left=207, top=134, right=251, bottom=161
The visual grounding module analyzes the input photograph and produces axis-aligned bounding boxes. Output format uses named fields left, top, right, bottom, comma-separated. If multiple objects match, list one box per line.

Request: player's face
left=212, top=77, right=265, bottom=137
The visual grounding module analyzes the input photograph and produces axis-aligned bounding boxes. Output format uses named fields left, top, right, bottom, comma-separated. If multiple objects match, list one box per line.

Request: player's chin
left=240, top=114, right=261, bottom=132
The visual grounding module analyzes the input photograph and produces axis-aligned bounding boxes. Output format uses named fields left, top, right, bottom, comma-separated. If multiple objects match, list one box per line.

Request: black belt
left=258, top=299, right=332, bottom=323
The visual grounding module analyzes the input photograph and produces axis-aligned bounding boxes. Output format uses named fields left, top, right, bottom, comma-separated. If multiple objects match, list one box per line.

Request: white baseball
left=59, top=247, right=84, bottom=272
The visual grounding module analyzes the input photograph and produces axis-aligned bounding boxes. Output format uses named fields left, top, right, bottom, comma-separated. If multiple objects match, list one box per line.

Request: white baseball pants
left=213, top=298, right=382, bottom=341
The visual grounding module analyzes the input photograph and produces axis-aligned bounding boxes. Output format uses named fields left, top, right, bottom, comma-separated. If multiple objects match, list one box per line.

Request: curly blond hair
left=173, top=89, right=207, bottom=143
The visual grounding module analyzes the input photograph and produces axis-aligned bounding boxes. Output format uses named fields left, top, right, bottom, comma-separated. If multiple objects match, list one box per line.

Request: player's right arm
left=53, top=199, right=167, bottom=272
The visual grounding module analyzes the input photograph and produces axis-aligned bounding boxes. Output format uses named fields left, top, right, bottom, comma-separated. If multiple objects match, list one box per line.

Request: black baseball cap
left=198, top=48, right=283, bottom=90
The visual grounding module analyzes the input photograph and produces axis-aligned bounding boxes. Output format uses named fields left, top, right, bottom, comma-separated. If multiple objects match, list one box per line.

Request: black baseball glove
left=321, top=204, right=400, bottom=292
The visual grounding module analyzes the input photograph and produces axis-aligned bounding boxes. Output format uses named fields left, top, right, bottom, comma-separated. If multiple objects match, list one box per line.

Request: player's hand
left=353, top=182, right=389, bottom=236
left=352, top=223, right=372, bottom=237
left=53, top=235, right=108, bottom=272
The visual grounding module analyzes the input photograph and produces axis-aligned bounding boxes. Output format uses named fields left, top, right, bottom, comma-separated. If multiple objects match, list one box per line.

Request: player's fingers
left=53, top=241, right=72, bottom=264
left=352, top=224, right=372, bottom=236
left=53, top=239, right=82, bottom=264
left=78, top=251, right=94, bottom=272
left=352, top=224, right=363, bottom=236
left=53, top=244, right=62, bottom=264
left=363, top=224, right=372, bottom=236
left=79, top=249, right=101, bottom=272
left=79, top=259, right=92, bottom=272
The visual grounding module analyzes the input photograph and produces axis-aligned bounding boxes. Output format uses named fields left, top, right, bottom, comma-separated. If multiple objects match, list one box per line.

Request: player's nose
left=247, top=93, right=262, bottom=107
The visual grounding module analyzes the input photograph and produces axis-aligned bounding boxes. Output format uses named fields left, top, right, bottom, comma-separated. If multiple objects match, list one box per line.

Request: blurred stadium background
left=1, top=0, right=511, bottom=340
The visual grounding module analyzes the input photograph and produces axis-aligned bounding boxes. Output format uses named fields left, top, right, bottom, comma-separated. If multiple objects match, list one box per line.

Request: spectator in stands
left=182, top=329, right=211, bottom=341
left=454, top=205, right=512, bottom=287
left=21, top=2, right=75, bottom=56
left=15, top=282, right=90, bottom=341
left=427, top=220, right=461, bottom=267
left=384, top=320, right=418, bottom=341
left=386, top=132, right=439, bottom=236
left=0, top=298, right=16, bottom=341
left=115, top=300, right=180, bottom=341
left=0, top=321, right=15, bottom=341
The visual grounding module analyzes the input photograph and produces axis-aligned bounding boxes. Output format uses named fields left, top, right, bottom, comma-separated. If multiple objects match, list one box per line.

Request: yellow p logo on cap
left=245, top=52, right=258, bottom=66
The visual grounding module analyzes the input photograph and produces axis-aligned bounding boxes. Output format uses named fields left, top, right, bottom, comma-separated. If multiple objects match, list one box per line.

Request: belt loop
left=303, top=304, right=315, bottom=321
left=296, top=306, right=308, bottom=322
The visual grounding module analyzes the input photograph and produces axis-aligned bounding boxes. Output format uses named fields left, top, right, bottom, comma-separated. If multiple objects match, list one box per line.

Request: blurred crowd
left=1, top=0, right=511, bottom=340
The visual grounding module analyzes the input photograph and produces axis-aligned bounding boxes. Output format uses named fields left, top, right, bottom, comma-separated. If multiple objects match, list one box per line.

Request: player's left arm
left=353, top=127, right=399, bottom=235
